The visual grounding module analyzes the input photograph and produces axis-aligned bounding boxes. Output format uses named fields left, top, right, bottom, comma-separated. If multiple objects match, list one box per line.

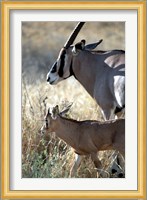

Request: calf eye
left=45, top=119, right=48, bottom=128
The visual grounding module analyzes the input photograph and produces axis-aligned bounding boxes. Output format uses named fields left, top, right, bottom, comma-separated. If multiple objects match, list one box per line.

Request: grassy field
left=22, top=22, right=125, bottom=178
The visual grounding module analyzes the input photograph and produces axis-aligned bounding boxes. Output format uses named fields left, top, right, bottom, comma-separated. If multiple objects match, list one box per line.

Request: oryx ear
left=72, top=39, right=86, bottom=55
left=51, top=105, right=59, bottom=119
left=85, top=39, right=103, bottom=50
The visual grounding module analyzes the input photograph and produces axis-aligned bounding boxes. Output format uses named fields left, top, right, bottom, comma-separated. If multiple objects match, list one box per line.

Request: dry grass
left=22, top=22, right=125, bottom=178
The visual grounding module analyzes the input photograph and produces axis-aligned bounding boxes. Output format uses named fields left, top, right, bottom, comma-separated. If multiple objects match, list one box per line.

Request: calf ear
left=55, top=105, right=59, bottom=114
left=46, top=108, right=51, bottom=116
left=60, top=102, right=73, bottom=116
left=72, top=40, right=86, bottom=55
left=52, top=105, right=59, bottom=119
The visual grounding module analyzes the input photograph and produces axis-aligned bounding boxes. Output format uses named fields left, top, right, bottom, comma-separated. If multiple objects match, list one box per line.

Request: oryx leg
left=114, top=76, right=125, bottom=118
left=114, top=145, right=125, bottom=172
left=117, top=153, right=125, bottom=172
left=115, top=107, right=125, bottom=119
left=70, top=154, right=82, bottom=177
left=101, top=108, right=115, bottom=121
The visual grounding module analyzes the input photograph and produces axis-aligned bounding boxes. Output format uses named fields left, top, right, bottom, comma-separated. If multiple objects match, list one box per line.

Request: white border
left=10, top=10, right=137, bottom=190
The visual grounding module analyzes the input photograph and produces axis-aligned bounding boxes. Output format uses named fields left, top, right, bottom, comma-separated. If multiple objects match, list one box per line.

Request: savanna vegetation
left=22, top=22, right=125, bottom=178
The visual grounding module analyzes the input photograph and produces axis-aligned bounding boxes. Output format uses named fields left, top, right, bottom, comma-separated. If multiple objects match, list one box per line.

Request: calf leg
left=70, top=154, right=82, bottom=177
left=113, top=141, right=125, bottom=172
left=91, top=153, right=103, bottom=178
left=116, top=152, right=125, bottom=173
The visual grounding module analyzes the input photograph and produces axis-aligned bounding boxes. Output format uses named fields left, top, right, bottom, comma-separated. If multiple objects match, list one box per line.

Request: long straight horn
left=64, top=22, right=85, bottom=48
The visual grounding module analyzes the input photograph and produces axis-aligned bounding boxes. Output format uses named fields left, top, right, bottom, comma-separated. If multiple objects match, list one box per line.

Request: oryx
left=46, top=22, right=125, bottom=120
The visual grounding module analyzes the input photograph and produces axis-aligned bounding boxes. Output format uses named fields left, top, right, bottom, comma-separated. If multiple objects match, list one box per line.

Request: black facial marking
left=51, top=62, right=57, bottom=73
left=63, top=60, right=77, bottom=80
left=58, top=49, right=66, bottom=77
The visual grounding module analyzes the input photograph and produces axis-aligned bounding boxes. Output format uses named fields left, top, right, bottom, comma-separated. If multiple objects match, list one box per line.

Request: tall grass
left=22, top=78, right=125, bottom=178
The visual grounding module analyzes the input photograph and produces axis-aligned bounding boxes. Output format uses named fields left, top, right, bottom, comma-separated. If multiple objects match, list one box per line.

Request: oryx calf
left=46, top=22, right=125, bottom=120
left=41, top=105, right=125, bottom=177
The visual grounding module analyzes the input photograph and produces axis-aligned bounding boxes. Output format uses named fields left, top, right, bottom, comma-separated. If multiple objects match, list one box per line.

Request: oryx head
left=46, top=22, right=103, bottom=85
left=46, top=22, right=85, bottom=84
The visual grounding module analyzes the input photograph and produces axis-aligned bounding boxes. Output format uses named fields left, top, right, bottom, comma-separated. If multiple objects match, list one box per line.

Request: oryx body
left=47, top=22, right=125, bottom=120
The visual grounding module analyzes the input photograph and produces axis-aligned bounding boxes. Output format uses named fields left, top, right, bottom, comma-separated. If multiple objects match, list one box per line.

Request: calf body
left=41, top=106, right=125, bottom=177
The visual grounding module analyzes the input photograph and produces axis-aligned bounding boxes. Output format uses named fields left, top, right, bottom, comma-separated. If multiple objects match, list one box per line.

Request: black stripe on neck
left=69, top=60, right=77, bottom=79
left=63, top=59, right=77, bottom=80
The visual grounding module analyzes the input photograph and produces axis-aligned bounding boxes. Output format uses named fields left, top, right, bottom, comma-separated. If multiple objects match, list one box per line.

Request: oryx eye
left=51, top=62, right=57, bottom=73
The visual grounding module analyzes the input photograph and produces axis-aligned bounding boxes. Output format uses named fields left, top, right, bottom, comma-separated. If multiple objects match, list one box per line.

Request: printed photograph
left=22, top=22, right=125, bottom=178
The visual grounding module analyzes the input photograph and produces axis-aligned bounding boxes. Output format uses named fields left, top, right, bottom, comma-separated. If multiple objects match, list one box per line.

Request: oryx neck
left=72, top=52, right=99, bottom=96
left=63, top=58, right=78, bottom=80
